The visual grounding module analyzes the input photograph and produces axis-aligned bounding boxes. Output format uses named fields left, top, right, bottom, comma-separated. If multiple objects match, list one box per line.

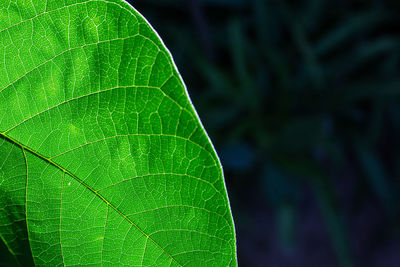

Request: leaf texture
left=0, top=0, right=236, bottom=266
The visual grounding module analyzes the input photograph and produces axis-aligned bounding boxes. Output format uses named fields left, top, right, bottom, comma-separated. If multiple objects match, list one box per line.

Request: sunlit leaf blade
left=0, top=0, right=236, bottom=266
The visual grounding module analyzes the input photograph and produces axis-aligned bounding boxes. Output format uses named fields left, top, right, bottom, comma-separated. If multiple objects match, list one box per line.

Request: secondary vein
left=0, top=131, right=182, bottom=267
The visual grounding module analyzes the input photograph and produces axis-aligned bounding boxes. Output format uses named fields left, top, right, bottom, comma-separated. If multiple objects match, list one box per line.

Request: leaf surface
left=0, top=0, right=236, bottom=266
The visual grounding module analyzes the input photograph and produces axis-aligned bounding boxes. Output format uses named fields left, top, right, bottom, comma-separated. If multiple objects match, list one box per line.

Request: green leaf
left=0, top=0, right=236, bottom=266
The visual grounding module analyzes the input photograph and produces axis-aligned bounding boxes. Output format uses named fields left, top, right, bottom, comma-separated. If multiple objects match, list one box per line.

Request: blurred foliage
left=132, top=0, right=400, bottom=266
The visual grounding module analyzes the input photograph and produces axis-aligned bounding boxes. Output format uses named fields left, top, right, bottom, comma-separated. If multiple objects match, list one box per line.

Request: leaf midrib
left=0, top=131, right=182, bottom=266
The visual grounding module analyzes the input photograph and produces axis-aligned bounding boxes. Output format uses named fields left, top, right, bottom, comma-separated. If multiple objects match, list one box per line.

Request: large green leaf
left=0, top=0, right=236, bottom=266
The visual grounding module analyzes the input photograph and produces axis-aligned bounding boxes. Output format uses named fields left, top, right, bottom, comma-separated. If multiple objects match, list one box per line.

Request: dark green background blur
left=131, top=0, right=400, bottom=266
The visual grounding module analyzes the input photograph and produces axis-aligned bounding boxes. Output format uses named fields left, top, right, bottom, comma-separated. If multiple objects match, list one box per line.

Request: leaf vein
left=1, top=132, right=183, bottom=266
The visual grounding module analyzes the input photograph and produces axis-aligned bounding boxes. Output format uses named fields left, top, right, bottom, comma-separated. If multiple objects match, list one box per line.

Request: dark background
left=130, top=0, right=400, bottom=266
